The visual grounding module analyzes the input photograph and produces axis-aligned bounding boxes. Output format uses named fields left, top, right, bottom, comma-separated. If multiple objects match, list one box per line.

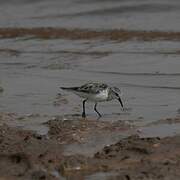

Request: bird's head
left=110, top=87, right=124, bottom=108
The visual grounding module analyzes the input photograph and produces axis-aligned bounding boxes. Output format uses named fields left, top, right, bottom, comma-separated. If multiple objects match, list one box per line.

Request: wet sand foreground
left=1, top=113, right=180, bottom=180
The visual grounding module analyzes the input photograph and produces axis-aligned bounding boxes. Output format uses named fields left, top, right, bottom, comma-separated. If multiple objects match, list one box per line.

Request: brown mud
left=1, top=28, right=180, bottom=41
left=1, top=113, right=180, bottom=179
left=46, top=117, right=132, bottom=144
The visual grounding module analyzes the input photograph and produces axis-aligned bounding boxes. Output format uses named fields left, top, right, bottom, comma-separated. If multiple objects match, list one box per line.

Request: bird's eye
left=113, top=87, right=121, bottom=93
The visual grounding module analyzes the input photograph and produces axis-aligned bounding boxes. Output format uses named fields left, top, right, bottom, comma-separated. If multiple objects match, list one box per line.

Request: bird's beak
left=118, top=97, right=123, bottom=108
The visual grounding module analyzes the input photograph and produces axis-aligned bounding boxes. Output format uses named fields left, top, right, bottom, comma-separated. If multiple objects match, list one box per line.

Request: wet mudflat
left=1, top=113, right=180, bottom=180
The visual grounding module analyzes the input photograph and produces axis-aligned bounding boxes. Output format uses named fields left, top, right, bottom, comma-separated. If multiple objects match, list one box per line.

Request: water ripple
left=82, top=70, right=180, bottom=77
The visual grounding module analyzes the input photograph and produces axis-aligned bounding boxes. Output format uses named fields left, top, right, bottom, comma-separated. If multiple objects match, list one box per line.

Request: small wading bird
left=60, top=82, right=124, bottom=118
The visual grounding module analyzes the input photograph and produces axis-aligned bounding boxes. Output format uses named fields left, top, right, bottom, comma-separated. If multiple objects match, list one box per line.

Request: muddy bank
left=59, top=135, right=180, bottom=180
left=0, top=113, right=133, bottom=179
left=1, top=28, right=180, bottom=41
left=1, top=115, right=180, bottom=179
left=0, top=124, right=62, bottom=180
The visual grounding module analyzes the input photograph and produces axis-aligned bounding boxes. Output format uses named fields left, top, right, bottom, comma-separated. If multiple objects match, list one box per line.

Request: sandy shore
left=0, top=113, right=180, bottom=179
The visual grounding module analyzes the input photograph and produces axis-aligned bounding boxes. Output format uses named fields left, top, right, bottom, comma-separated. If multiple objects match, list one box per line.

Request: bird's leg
left=82, top=99, right=87, bottom=118
left=94, top=103, right=102, bottom=117
left=118, top=97, right=123, bottom=108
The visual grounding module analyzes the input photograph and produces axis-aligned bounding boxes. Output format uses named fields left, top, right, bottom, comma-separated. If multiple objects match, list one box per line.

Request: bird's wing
left=78, top=83, right=108, bottom=94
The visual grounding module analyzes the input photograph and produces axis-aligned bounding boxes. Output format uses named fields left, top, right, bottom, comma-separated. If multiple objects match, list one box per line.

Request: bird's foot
left=122, top=107, right=132, bottom=112
left=82, top=112, right=86, bottom=118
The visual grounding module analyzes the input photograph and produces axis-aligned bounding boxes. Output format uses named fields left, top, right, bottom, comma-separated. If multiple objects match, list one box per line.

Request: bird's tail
left=60, top=87, right=79, bottom=92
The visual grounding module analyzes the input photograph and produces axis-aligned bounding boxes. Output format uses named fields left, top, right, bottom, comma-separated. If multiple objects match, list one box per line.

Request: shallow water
left=0, top=38, right=179, bottom=124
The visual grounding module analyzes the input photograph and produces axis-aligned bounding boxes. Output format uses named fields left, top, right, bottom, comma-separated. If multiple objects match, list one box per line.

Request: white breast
left=88, top=89, right=109, bottom=102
